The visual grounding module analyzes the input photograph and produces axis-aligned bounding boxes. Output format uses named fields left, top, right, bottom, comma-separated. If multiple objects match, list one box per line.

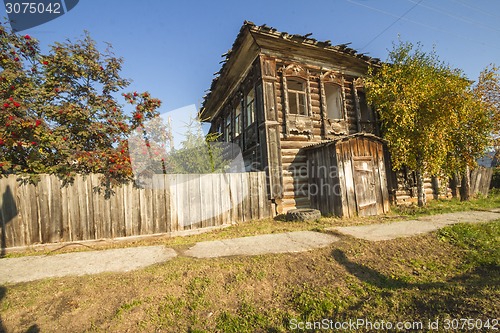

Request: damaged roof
left=200, top=21, right=382, bottom=120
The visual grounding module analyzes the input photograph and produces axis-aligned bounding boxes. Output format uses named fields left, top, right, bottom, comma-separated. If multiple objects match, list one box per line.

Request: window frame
left=224, top=111, right=232, bottom=142
left=324, top=83, right=344, bottom=120
left=357, top=89, right=374, bottom=123
left=286, top=77, right=308, bottom=116
left=245, top=88, right=256, bottom=129
left=234, top=99, right=243, bottom=138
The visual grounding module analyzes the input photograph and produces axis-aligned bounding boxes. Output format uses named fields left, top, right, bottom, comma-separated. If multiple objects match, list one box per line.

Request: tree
left=475, top=65, right=500, bottom=154
left=127, top=114, right=233, bottom=189
left=165, top=118, right=229, bottom=174
left=0, top=23, right=161, bottom=193
left=365, top=41, right=492, bottom=206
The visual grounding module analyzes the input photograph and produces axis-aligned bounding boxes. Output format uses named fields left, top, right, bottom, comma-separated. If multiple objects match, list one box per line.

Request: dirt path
left=0, top=210, right=498, bottom=284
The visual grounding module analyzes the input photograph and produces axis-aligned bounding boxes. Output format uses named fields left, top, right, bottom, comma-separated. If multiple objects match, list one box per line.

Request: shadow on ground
left=0, top=286, right=39, bottom=333
left=332, top=248, right=499, bottom=318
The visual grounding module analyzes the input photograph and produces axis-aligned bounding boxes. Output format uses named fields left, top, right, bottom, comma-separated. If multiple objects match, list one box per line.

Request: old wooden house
left=199, top=21, right=392, bottom=216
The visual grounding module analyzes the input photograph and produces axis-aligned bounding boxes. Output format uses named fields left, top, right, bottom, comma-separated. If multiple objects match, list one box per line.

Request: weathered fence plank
left=470, top=167, right=493, bottom=197
left=0, top=172, right=271, bottom=248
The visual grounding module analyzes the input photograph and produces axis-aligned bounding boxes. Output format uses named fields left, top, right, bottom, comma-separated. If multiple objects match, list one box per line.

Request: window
left=358, top=90, right=374, bottom=122
left=234, top=102, right=242, bottom=137
left=215, top=121, right=222, bottom=137
left=287, top=78, right=307, bottom=115
left=224, top=115, right=232, bottom=141
left=324, top=84, right=343, bottom=120
left=245, top=88, right=255, bottom=127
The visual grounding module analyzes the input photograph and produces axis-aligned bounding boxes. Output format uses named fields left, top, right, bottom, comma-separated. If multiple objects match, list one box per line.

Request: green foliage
left=365, top=41, right=493, bottom=205
left=0, top=23, right=162, bottom=190
left=290, top=286, right=344, bottom=321
left=115, top=299, right=143, bottom=319
left=393, top=192, right=500, bottom=217
left=166, top=118, right=229, bottom=174
left=475, top=65, right=500, bottom=153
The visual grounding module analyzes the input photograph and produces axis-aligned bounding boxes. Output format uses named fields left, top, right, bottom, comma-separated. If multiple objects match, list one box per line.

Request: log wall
left=273, top=60, right=378, bottom=212
left=393, top=167, right=492, bottom=205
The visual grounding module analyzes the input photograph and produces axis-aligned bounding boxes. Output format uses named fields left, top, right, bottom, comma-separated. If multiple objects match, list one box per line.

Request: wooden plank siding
left=305, top=136, right=390, bottom=217
left=470, top=167, right=493, bottom=197
left=0, top=172, right=271, bottom=249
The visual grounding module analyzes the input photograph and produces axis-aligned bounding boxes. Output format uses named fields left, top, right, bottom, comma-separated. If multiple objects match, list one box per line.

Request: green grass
left=1, top=221, right=498, bottom=332
left=438, top=221, right=500, bottom=267
left=393, top=192, right=500, bottom=217
left=1, top=192, right=499, bottom=332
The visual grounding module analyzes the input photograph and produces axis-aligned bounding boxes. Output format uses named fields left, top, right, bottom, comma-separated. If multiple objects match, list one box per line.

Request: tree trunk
left=431, top=176, right=439, bottom=200
left=450, top=173, right=459, bottom=198
left=460, top=165, right=471, bottom=201
left=416, top=170, right=426, bottom=207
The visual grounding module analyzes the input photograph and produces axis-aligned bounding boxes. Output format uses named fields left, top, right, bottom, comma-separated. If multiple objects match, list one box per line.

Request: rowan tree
left=0, top=23, right=162, bottom=193
left=365, top=41, right=492, bottom=206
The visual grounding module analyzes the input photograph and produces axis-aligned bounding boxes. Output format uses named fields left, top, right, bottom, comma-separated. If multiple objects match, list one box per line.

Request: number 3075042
left=5, top=2, right=61, bottom=14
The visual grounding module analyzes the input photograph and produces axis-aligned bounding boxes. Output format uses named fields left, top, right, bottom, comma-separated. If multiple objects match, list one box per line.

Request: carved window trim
left=279, top=64, right=314, bottom=137
left=320, top=71, right=347, bottom=136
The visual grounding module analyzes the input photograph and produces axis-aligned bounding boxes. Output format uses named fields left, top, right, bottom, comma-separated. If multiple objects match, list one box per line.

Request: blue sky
left=3, top=0, right=500, bottom=120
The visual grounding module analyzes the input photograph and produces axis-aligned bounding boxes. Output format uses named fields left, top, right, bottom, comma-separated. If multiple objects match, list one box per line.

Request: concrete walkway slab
left=333, top=211, right=500, bottom=241
left=0, top=246, right=177, bottom=284
left=1, top=210, right=498, bottom=284
left=183, top=231, right=339, bottom=258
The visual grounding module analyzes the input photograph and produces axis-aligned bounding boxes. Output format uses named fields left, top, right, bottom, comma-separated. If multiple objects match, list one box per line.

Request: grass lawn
left=0, top=195, right=499, bottom=332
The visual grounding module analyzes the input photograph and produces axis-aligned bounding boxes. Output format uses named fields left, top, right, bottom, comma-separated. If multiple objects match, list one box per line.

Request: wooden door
left=352, top=156, right=378, bottom=216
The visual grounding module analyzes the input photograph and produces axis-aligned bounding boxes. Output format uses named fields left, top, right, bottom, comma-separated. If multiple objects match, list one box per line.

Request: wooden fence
left=470, top=166, right=493, bottom=197
left=0, top=172, right=271, bottom=248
